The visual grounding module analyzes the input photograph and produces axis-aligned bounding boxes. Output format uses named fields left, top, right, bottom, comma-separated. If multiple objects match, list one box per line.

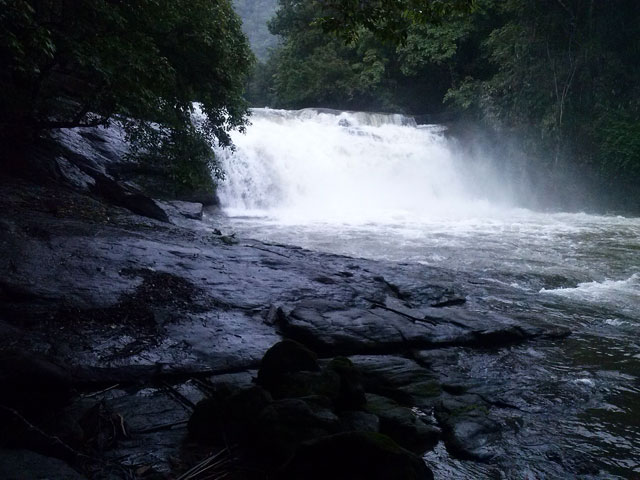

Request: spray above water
left=216, top=108, right=506, bottom=224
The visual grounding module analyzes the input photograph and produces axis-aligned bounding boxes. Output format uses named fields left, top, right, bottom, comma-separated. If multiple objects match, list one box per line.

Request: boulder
left=187, top=396, right=227, bottom=444
left=351, top=355, right=441, bottom=406
left=264, top=370, right=340, bottom=402
left=257, top=340, right=320, bottom=387
left=187, top=386, right=272, bottom=444
left=0, top=350, right=73, bottom=412
left=278, top=432, right=434, bottom=480
left=259, top=356, right=365, bottom=411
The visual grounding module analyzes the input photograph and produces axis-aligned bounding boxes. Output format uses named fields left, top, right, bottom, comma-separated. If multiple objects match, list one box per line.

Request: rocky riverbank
left=0, top=128, right=573, bottom=479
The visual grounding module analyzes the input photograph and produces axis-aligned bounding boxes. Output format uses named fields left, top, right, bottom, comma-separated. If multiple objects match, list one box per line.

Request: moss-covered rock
left=262, top=357, right=366, bottom=411
left=326, top=357, right=366, bottom=410
left=265, top=370, right=339, bottom=400
left=252, top=398, right=340, bottom=467
left=365, top=394, right=440, bottom=453
left=278, top=431, right=434, bottom=480
left=339, top=411, right=380, bottom=433
left=187, top=386, right=272, bottom=445
left=187, top=396, right=227, bottom=444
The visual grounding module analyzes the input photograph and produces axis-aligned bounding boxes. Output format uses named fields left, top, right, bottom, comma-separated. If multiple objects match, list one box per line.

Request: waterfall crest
left=216, top=108, right=500, bottom=223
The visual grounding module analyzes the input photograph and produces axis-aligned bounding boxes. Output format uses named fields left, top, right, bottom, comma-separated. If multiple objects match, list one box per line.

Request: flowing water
left=212, top=108, right=640, bottom=478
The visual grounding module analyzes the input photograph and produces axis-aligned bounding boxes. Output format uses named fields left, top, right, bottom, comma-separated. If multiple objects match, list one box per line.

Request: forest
left=2, top=0, right=638, bottom=212
left=246, top=0, right=640, bottom=212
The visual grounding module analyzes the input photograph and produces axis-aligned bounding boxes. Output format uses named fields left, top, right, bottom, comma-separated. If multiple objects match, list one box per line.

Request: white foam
left=216, top=108, right=506, bottom=224
left=574, top=378, right=596, bottom=387
left=540, top=274, right=639, bottom=299
left=540, top=274, right=640, bottom=318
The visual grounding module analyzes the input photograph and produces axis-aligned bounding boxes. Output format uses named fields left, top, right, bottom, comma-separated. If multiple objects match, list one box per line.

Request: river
left=212, top=108, right=640, bottom=478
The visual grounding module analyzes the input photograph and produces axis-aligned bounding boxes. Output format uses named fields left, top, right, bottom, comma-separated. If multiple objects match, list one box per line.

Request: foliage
left=0, top=0, right=254, bottom=191
left=315, top=0, right=475, bottom=44
left=260, top=0, right=481, bottom=113
left=265, top=0, right=399, bottom=111
left=443, top=0, right=640, bottom=208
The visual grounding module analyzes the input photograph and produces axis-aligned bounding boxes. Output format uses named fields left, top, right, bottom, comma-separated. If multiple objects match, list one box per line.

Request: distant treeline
left=233, top=0, right=280, bottom=62
left=243, top=0, right=640, bottom=213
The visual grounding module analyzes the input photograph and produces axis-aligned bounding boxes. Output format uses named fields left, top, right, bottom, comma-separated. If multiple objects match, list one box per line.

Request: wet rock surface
left=0, top=131, right=581, bottom=478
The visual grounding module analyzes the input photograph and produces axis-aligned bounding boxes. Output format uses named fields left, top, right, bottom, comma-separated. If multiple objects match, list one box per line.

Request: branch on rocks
left=366, top=299, right=438, bottom=326
left=161, top=381, right=196, bottom=411
left=0, top=404, right=90, bottom=461
left=246, top=244, right=291, bottom=258
left=71, top=364, right=258, bottom=388
left=176, top=446, right=239, bottom=480
left=133, top=420, right=188, bottom=435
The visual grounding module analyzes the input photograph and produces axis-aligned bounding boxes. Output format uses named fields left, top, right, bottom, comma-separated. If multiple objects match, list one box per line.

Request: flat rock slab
left=280, top=300, right=560, bottom=356
left=165, top=311, right=282, bottom=371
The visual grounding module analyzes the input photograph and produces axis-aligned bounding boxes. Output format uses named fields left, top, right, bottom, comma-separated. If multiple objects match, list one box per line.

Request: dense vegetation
left=247, top=0, right=640, bottom=212
left=0, top=0, right=253, bottom=194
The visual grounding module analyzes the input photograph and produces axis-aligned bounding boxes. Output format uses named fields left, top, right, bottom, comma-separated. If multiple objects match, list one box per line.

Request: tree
left=315, top=0, right=475, bottom=44
left=0, top=0, right=254, bottom=176
left=262, top=0, right=472, bottom=113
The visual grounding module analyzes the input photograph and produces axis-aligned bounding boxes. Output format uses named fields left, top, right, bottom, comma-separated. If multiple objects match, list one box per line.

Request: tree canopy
left=1, top=0, right=254, bottom=171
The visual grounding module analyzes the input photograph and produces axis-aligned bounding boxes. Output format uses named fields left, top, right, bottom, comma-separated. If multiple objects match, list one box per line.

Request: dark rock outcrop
left=92, top=173, right=169, bottom=223
left=325, top=357, right=366, bottom=410
left=160, top=200, right=204, bottom=220
left=0, top=350, right=73, bottom=411
left=257, top=340, right=320, bottom=387
left=187, top=386, right=273, bottom=444
left=278, top=432, right=434, bottom=480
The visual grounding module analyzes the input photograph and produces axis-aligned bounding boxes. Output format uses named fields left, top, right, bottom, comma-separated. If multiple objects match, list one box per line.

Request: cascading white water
left=216, top=108, right=500, bottom=224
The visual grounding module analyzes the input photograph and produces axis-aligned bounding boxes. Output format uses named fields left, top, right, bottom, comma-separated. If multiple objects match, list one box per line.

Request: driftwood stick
left=81, top=383, right=120, bottom=398
left=133, top=420, right=188, bottom=435
left=365, top=299, right=438, bottom=326
left=0, top=404, right=90, bottom=460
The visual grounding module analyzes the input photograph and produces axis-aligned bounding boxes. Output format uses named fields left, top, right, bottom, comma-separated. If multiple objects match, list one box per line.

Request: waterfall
left=215, top=108, right=502, bottom=224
